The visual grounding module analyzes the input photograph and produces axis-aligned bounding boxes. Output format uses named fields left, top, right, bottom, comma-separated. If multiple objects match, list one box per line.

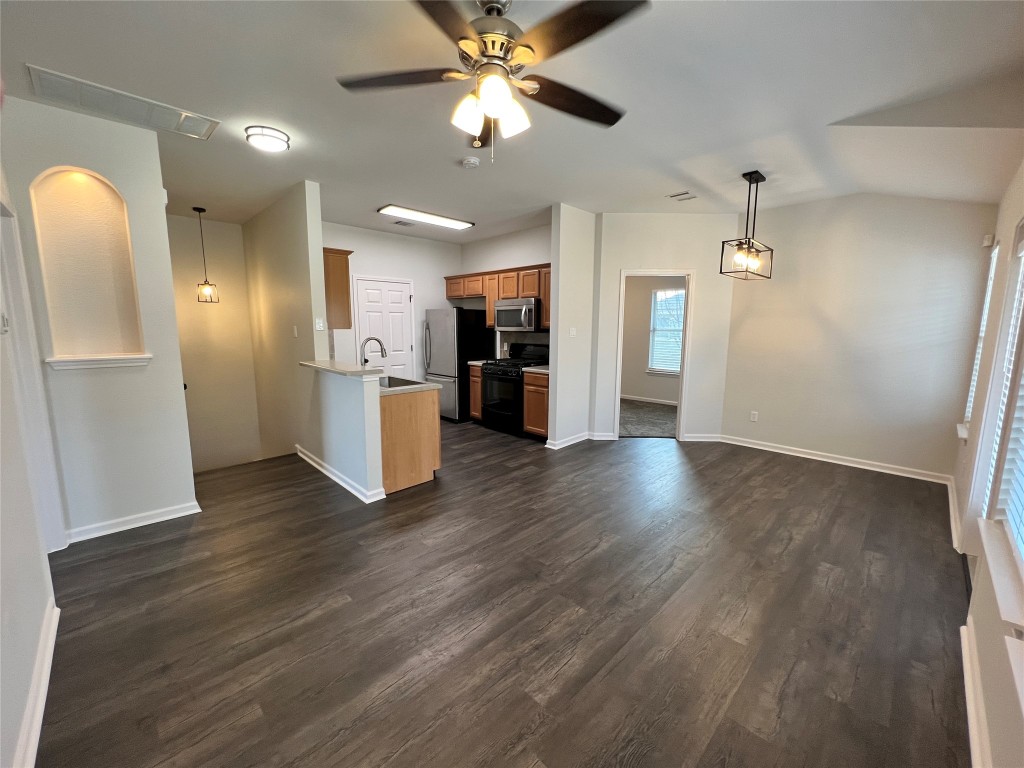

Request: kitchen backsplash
left=498, top=330, right=550, bottom=357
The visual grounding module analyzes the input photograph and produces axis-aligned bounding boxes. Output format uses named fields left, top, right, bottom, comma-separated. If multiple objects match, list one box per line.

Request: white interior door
left=354, top=277, right=414, bottom=377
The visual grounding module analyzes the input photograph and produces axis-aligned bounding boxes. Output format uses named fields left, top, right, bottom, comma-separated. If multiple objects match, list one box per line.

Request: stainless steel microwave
left=494, top=298, right=540, bottom=332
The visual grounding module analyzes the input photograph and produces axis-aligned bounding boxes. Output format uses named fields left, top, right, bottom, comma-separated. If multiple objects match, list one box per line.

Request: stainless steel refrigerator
left=424, top=308, right=494, bottom=421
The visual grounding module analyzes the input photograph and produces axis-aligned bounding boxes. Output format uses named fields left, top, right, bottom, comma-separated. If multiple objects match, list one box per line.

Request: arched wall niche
left=30, top=166, right=148, bottom=367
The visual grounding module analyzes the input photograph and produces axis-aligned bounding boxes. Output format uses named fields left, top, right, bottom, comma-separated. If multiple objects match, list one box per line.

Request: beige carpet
left=619, top=398, right=677, bottom=438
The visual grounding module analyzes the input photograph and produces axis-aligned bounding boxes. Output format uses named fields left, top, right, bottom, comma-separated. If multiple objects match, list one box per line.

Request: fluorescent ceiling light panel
left=377, top=205, right=474, bottom=230
left=27, top=64, right=220, bottom=139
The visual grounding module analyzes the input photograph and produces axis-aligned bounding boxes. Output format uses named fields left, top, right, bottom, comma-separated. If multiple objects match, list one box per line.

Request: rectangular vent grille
left=27, top=65, right=220, bottom=140
left=666, top=191, right=698, bottom=202
left=393, top=221, right=414, bottom=226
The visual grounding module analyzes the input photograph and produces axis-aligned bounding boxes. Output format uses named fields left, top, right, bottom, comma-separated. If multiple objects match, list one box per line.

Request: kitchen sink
left=378, top=376, right=423, bottom=389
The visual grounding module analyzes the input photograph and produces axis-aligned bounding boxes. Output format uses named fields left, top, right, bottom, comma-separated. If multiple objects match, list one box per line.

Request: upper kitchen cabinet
left=463, top=275, right=484, bottom=297
left=541, top=267, right=551, bottom=329
left=499, top=272, right=520, bottom=299
left=485, top=274, right=499, bottom=328
left=519, top=269, right=540, bottom=298
left=446, top=277, right=465, bottom=299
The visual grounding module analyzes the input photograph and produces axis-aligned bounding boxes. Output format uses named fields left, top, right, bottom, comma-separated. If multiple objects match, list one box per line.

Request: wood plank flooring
left=38, top=424, right=969, bottom=768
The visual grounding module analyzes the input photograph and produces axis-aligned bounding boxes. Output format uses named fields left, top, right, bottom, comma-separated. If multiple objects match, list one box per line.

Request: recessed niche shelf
left=30, top=166, right=146, bottom=360
left=45, top=354, right=153, bottom=370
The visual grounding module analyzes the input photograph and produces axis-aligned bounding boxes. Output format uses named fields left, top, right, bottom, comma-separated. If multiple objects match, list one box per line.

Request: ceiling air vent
left=27, top=65, right=220, bottom=140
left=666, top=191, right=698, bottom=202
left=393, top=221, right=414, bottom=227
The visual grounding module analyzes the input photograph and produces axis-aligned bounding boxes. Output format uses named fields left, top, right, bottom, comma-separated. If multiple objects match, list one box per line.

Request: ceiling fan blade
left=515, top=0, right=649, bottom=64
left=469, top=117, right=493, bottom=149
left=509, top=77, right=540, bottom=95
left=522, top=75, right=623, bottom=126
left=337, top=69, right=462, bottom=89
left=414, top=0, right=482, bottom=48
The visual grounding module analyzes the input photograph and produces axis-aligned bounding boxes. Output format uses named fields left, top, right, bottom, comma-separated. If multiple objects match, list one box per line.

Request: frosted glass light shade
left=451, top=93, right=485, bottom=136
left=499, top=99, right=531, bottom=138
left=478, top=73, right=513, bottom=118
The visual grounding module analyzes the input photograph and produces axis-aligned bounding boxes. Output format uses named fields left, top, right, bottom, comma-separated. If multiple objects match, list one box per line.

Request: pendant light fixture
left=193, top=206, right=219, bottom=303
left=721, top=170, right=774, bottom=280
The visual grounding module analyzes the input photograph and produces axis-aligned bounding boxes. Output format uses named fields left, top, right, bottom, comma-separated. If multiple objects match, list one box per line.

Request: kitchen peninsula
left=297, top=361, right=441, bottom=501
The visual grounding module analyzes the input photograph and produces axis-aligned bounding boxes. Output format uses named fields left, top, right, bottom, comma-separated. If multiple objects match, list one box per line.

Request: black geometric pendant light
left=721, top=170, right=773, bottom=280
left=193, top=206, right=219, bottom=303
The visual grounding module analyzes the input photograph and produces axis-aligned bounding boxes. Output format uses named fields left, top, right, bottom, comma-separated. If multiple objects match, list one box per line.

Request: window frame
left=964, top=246, right=1000, bottom=432
left=647, top=288, right=685, bottom=375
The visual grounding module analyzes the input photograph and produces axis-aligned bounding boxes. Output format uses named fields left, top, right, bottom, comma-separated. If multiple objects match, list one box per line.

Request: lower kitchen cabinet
left=380, top=389, right=441, bottom=494
left=523, top=371, right=548, bottom=437
left=469, top=365, right=482, bottom=420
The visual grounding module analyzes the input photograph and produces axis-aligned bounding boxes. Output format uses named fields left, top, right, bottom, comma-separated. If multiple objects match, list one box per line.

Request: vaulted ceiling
left=2, top=0, right=1022, bottom=242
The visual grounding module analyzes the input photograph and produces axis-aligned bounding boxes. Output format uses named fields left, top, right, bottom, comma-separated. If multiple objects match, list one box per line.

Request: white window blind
left=648, top=289, right=685, bottom=373
left=996, top=372, right=1024, bottom=557
left=983, top=256, right=1024, bottom=518
left=965, top=248, right=999, bottom=426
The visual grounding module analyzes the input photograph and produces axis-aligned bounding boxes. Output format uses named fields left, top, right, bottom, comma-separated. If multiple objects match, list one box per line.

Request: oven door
left=494, top=303, right=536, bottom=332
left=481, top=372, right=524, bottom=435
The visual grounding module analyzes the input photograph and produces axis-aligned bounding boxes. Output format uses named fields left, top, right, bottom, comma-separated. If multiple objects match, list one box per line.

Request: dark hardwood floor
left=38, top=424, right=969, bottom=768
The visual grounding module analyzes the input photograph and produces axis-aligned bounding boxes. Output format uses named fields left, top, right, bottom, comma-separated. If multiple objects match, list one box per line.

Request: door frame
left=0, top=199, right=68, bottom=551
left=613, top=269, right=694, bottom=442
left=350, top=274, right=416, bottom=375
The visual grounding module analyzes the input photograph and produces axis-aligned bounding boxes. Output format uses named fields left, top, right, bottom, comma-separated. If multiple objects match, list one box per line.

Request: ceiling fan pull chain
left=491, top=118, right=496, bottom=163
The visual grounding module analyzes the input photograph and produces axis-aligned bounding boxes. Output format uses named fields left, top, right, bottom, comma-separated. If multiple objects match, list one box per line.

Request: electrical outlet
left=750, top=410, right=759, bottom=422
left=569, top=327, right=577, bottom=338
left=315, top=317, right=326, bottom=331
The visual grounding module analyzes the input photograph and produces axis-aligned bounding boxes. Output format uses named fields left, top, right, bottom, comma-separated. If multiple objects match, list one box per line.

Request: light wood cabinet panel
left=519, top=269, right=540, bottom=298
left=469, top=366, right=482, bottom=420
left=485, top=274, right=499, bottom=328
left=323, top=248, right=353, bottom=329
left=498, top=271, right=520, bottom=299
left=540, top=267, right=551, bottom=329
left=380, top=390, right=441, bottom=494
left=463, top=275, right=484, bottom=297
left=446, top=277, right=465, bottom=299
left=523, top=375, right=548, bottom=437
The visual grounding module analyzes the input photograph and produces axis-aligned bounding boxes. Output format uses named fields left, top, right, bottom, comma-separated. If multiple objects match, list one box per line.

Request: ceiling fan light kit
left=721, top=170, right=774, bottom=281
left=338, top=0, right=647, bottom=155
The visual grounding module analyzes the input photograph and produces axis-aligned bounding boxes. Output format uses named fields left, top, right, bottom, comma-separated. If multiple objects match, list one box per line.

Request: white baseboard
left=620, top=395, right=678, bottom=406
left=681, top=433, right=723, bottom=442
left=960, top=617, right=992, bottom=768
left=13, top=599, right=60, bottom=768
left=948, top=478, right=963, bottom=553
left=67, top=500, right=201, bottom=543
left=589, top=432, right=618, bottom=441
left=295, top=444, right=385, bottom=503
left=717, top=434, right=953, bottom=485
left=546, top=432, right=590, bottom=450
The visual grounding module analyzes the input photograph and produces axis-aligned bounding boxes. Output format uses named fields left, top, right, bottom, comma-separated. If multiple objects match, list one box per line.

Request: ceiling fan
left=337, top=0, right=649, bottom=147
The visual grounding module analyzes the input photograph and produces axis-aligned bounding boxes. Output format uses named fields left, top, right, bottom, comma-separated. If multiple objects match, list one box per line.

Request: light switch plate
left=315, top=317, right=326, bottom=331
left=569, top=327, right=577, bottom=338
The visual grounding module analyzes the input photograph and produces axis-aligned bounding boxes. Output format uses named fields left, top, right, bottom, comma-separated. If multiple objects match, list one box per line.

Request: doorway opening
left=614, top=272, right=691, bottom=439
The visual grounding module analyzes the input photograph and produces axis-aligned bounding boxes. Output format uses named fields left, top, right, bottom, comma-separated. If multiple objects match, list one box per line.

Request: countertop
left=380, top=381, right=442, bottom=397
left=301, top=360, right=384, bottom=377
left=468, top=360, right=485, bottom=366
left=527, top=365, right=549, bottom=374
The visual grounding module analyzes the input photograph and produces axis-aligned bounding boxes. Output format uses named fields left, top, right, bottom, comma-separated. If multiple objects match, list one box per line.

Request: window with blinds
left=981, top=260, right=1024, bottom=517
left=648, top=289, right=685, bottom=373
left=965, top=247, right=999, bottom=427
left=991, top=231, right=1024, bottom=559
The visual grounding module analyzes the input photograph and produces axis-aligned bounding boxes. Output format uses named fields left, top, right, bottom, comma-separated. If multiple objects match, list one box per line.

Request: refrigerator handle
left=424, top=323, right=431, bottom=369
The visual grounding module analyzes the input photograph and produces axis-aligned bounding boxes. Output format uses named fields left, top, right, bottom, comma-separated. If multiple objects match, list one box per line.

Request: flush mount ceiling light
left=244, top=125, right=290, bottom=152
left=337, top=0, right=646, bottom=155
left=378, top=205, right=474, bottom=231
left=721, top=170, right=774, bottom=281
left=193, top=207, right=219, bottom=303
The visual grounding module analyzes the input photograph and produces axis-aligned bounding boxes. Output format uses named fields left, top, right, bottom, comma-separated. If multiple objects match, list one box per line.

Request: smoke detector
left=462, top=156, right=481, bottom=170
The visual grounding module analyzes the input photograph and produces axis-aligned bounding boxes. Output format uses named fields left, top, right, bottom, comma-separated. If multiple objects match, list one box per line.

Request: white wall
left=460, top=225, right=551, bottom=274
left=243, top=180, right=325, bottom=459
left=2, top=97, right=197, bottom=539
left=621, top=275, right=687, bottom=404
left=0, top=325, right=58, bottom=768
left=167, top=214, right=262, bottom=472
left=592, top=212, right=738, bottom=439
left=549, top=204, right=596, bottom=446
left=322, top=222, right=462, bottom=379
left=722, top=193, right=997, bottom=477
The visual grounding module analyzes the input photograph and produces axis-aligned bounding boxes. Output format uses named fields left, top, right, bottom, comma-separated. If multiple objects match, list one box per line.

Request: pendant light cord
left=751, top=181, right=759, bottom=241
left=743, top=178, right=752, bottom=240
left=197, top=209, right=210, bottom=282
